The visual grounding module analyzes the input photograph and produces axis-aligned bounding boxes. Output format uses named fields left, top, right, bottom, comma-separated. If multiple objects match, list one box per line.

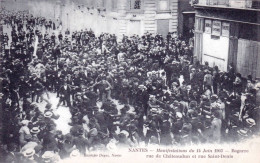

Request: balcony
left=195, top=0, right=260, bottom=10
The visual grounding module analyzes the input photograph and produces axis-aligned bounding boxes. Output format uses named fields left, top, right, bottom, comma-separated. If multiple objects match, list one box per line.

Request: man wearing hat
left=203, top=69, right=213, bottom=92
left=72, top=126, right=89, bottom=155
left=44, top=111, right=54, bottom=119
left=95, top=78, right=112, bottom=103
left=41, top=151, right=54, bottom=163
left=22, top=148, right=37, bottom=163
left=189, top=67, right=197, bottom=87
left=196, top=68, right=205, bottom=93
left=58, top=32, right=63, bottom=43
left=87, top=123, right=99, bottom=147
left=30, top=127, right=41, bottom=143
left=243, top=118, right=257, bottom=137
left=57, top=82, right=71, bottom=108
left=237, top=129, right=249, bottom=141
left=50, top=33, right=56, bottom=45
left=171, top=112, right=184, bottom=143
left=233, top=73, right=243, bottom=96
left=44, top=103, right=60, bottom=120
left=144, top=114, right=159, bottom=145
left=19, top=120, right=31, bottom=146
left=42, top=124, right=58, bottom=153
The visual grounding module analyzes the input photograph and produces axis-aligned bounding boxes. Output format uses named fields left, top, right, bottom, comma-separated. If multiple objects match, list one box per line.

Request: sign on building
left=212, top=20, right=221, bottom=36
left=222, top=22, right=230, bottom=37
left=205, top=19, right=212, bottom=34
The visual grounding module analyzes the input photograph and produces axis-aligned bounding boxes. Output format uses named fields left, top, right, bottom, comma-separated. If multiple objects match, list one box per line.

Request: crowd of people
left=0, top=8, right=260, bottom=163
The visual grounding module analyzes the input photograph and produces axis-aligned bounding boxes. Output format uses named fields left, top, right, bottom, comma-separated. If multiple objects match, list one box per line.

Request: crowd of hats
left=0, top=8, right=260, bottom=163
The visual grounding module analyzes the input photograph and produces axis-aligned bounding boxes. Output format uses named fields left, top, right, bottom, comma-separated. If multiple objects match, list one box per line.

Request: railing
left=195, top=0, right=260, bottom=9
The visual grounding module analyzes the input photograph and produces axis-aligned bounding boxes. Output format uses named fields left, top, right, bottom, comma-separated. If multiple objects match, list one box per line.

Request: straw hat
left=237, top=129, right=248, bottom=137
left=120, top=130, right=129, bottom=137
left=42, top=151, right=55, bottom=159
left=44, top=111, right=53, bottom=118
left=176, top=112, right=183, bottom=119
left=23, top=148, right=35, bottom=157
left=30, top=127, right=40, bottom=134
left=246, top=118, right=256, bottom=127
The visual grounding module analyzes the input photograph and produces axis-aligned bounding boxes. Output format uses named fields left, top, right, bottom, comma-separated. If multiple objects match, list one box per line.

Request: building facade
left=1, top=0, right=194, bottom=40
left=79, top=0, right=181, bottom=39
left=193, top=0, right=260, bottom=79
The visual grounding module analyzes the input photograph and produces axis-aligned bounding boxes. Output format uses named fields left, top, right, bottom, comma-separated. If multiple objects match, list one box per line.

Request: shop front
left=201, top=19, right=230, bottom=71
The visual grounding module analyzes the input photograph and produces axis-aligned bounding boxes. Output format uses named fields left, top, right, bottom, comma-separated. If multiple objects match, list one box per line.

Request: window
left=128, top=0, right=143, bottom=12
left=130, top=0, right=141, bottom=10
left=134, top=0, right=141, bottom=9
left=158, top=0, right=170, bottom=11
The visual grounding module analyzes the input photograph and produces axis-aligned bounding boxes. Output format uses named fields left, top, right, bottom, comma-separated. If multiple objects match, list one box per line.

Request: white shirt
left=19, top=126, right=30, bottom=135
